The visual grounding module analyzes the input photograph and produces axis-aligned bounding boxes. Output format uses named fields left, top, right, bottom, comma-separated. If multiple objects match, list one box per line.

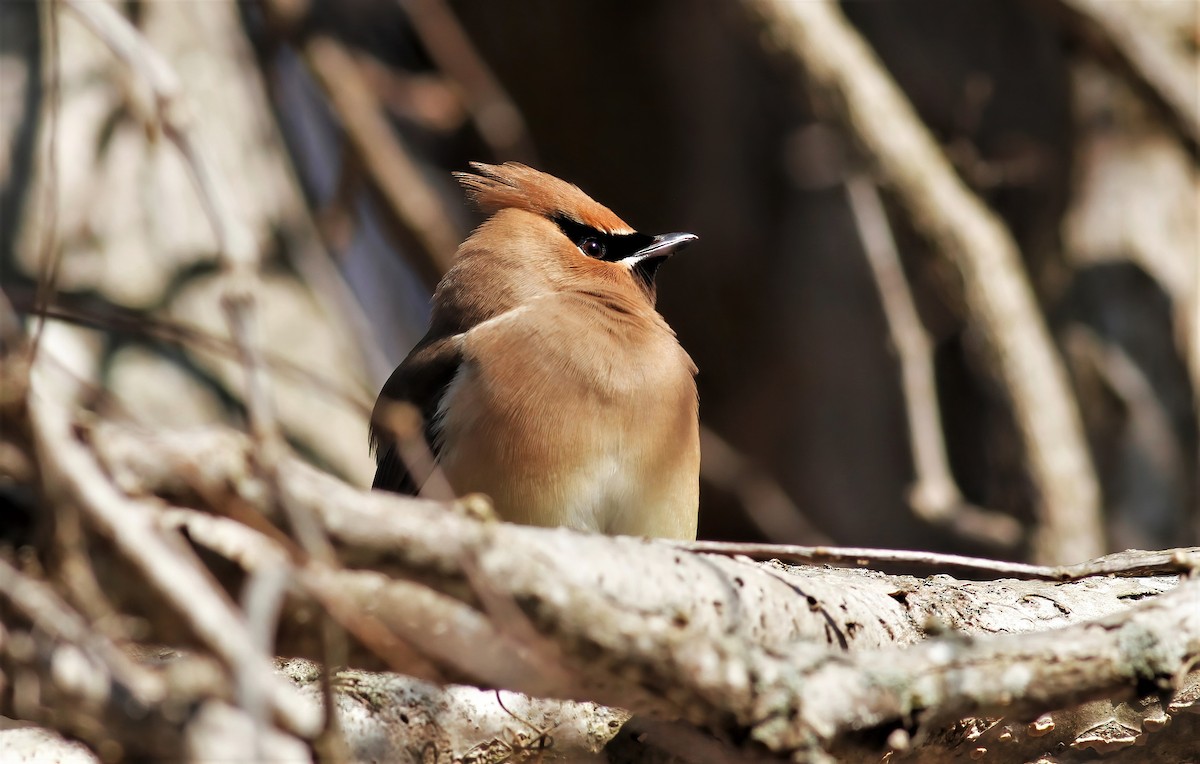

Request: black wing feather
left=370, top=336, right=462, bottom=495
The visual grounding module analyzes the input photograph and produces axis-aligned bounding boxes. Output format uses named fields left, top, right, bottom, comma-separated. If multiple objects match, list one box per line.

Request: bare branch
left=27, top=0, right=62, bottom=366
left=25, top=387, right=320, bottom=739
left=674, top=539, right=1200, bottom=581
left=845, top=173, right=1023, bottom=551
left=743, top=0, right=1104, bottom=564
left=237, top=564, right=292, bottom=761
left=0, top=557, right=163, bottom=707
left=89, top=420, right=1199, bottom=757
left=12, top=298, right=373, bottom=418
left=769, top=579, right=1200, bottom=753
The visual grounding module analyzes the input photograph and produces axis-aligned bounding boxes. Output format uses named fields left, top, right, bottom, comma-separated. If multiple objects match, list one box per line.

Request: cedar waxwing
left=371, top=163, right=699, bottom=540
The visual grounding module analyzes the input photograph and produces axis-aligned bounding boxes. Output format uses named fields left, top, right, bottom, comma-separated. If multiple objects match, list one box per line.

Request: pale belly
left=435, top=359, right=699, bottom=539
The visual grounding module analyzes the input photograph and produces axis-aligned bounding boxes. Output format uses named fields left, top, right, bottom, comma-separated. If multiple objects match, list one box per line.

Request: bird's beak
left=622, top=232, right=697, bottom=301
left=629, top=232, right=698, bottom=263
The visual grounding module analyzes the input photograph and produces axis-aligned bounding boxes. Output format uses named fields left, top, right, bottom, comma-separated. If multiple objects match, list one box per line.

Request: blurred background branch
left=1045, top=0, right=1200, bottom=153
left=299, top=32, right=460, bottom=288
left=396, top=0, right=537, bottom=163
left=744, top=0, right=1103, bottom=565
left=844, top=172, right=1023, bottom=552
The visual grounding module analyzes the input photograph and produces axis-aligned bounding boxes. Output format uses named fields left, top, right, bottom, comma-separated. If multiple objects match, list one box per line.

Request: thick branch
left=772, top=580, right=1200, bottom=749
left=86, top=422, right=1199, bottom=757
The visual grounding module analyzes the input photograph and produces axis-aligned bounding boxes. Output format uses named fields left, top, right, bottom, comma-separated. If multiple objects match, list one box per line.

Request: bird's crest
left=455, top=162, right=634, bottom=234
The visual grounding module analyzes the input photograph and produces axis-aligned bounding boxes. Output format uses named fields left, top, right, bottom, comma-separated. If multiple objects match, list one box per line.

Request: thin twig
left=11, top=295, right=373, bottom=418
left=675, top=539, right=1054, bottom=579
left=354, top=56, right=466, bottom=133
left=52, top=496, right=129, bottom=641
left=27, top=0, right=62, bottom=366
left=281, top=217, right=397, bottom=390
left=672, top=539, right=1200, bottom=581
left=239, top=563, right=292, bottom=762
left=0, top=282, right=25, bottom=351
left=845, top=173, right=1023, bottom=550
left=744, top=0, right=1104, bottom=564
left=845, top=174, right=959, bottom=517
left=1065, top=326, right=1191, bottom=546
left=375, top=399, right=456, bottom=501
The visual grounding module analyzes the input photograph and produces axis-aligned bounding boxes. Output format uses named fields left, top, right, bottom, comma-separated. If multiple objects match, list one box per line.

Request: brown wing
left=370, top=335, right=462, bottom=494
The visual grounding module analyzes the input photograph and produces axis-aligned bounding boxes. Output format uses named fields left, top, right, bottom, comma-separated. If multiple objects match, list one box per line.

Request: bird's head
left=453, top=162, right=696, bottom=305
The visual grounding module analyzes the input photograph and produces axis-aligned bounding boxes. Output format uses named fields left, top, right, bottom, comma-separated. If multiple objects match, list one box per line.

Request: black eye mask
left=553, top=216, right=655, bottom=263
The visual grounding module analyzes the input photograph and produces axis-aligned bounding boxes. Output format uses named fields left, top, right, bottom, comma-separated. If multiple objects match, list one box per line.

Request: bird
left=370, top=162, right=700, bottom=540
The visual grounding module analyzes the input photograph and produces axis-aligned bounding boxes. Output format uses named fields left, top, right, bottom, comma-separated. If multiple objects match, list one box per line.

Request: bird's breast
left=433, top=297, right=699, bottom=539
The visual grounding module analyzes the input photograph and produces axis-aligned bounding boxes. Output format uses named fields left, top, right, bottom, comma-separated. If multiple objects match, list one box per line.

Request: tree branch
left=742, top=0, right=1104, bottom=564
left=844, top=173, right=1023, bottom=551
left=82, top=420, right=1200, bottom=759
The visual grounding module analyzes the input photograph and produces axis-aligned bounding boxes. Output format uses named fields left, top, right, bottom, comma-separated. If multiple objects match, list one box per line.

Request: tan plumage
left=371, top=163, right=699, bottom=540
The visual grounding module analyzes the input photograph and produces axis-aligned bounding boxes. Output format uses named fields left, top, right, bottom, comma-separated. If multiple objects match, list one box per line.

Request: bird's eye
left=579, top=238, right=605, bottom=259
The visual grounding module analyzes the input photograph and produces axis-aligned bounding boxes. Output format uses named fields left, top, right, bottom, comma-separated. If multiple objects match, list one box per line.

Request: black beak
left=625, top=232, right=697, bottom=302
left=631, top=232, right=698, bottom=261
